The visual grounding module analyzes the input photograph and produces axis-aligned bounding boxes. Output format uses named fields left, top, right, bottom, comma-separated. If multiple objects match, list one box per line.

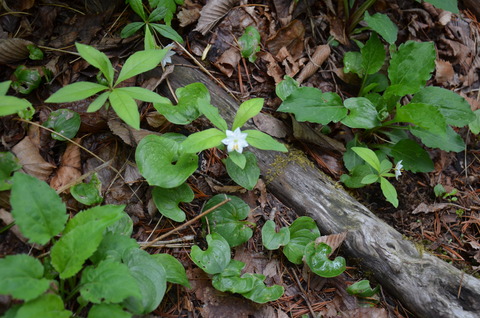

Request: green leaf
left=11, top=66, right=41, bottom=94
left=224, top=151, right=260, bottom=190
left=276, top=76, right=300, bottom=101
left=346, top=280, right=380, bottom=298
left=109, top=89, right=140, bottom=130
left=238, top=26, right=261, bottom=63
left=181, top=128, right=225, bottom=153
left=80, top=260, right=141, bottom=303
left=198, top=102, right=228, bottom=131
left=351, top=147, right=381, bottom=172
left=106, top=213, right=134, bottom=236
left=343, top=136, right=366, bottom=171
left=148, top=6, right=168, bottom=22
left=0, top=254, right=51, bottom=301
left=212, top=272, right=258, bottom=294
left=361, top=174, right=379, bottom=184
left=361, top=33, right=385, bottom=76
left=0, top=80, right=11, bottom=95
left=364, top=12, right=398, bottom=44
left=387, top=41, right=436, bottom=96
left=227, top=150, right=246, bottom=169
left=122, top=248, right=167, bottom=314
left=202, top=194, right=253, bottom=247
left=191, top=233, right=231, bottom=274
left=304, top=242, right=346, bottom=278
left=88, top=304, right=132, bottom=318
left=115, top=49, right=167, bottom=85
left=153, top=82, right=207, bottom=125
left=390, top=139, right=433, bottom=173
left=0, top=96, right=32, bottom=116
left=469, top=109, right=480, bottom=134
left=121, top=22, right=145, bottom=38
left=261, top=220, right=290, bottom=250
left=395, top=103, right=446, bottom=134
left=76, top=43, right=114, bottom=86
left=144, top=26, right=156, bottom=50
left=63, top=204, right=125, bottom=235
left=380, top=177, right=398, bottom=207
left=150, top=23, right=184, bottom=43
left=71, top=173, right=103, bottom=205
left=232, top=98, right=263, bottom=130
left=277, top=87, right=346, bottom=124
left=341, top=97, right=380, bottom=129
left=241, top=277, right=284, bottom=303
left=411, top=86, right=475, bottom=127
left=11, top=173, right=67, bottom=245
left=434, top=184, right=446, bottom=197
left=151, top=254, right=190, bottom=287
left=340, top=164, right=375, bottom=188
left=244, top=130, right=287, bottom=152
left=379, top=159, right=393, bottom=175
left=46, top=82, right=108, bottom=103
left=127, top=0, right=147, bottom=21
left=136, top=135, right=198, bottom=188
left=90, top=233, right=138, bottom=264
left=343, top=51, right=363, bottom=76
left=115, top=87, right=170, bottom=103
left=87, top=91, right=110, bottom=112
left=152, top=183, right=194, bottom=222
left=425, top=0, right=459, bottom=13
left=410, top=125, right=465, bottom=152
left=0, top=152, right=21, bottom=191
left=283, top=216, right=320, bottom=264
left=43, top=109, right=81, bottom=141
left=16, top=294, right=71, bottom=318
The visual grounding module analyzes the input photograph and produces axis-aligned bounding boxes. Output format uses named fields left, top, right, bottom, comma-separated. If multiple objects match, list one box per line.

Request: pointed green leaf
left=198, top=102, right=228, bottom=131
left=0, top=96, right=32, bottom=117
left=87, top=91, right=110, bottom=112
left=16, top=294, right=71, bottom=318
left=351, top=147, right=381, bottom=172
left=227, top=150, right=246, bottom=169
left=0, top=80, right=11, bottom=95
left=150, top=23, right=183, bottom=43
left=115, top=86, right=170, bottom=103
left=361, top=174, right=379, bottom=184
left=341, top=97, right=380, bottom=129
left=261, top=220, right=290, bottom=250
left=380, top=177, right=398, bottom=207
left=11, top=173, right=67, bottom=245
left=361, top=33, right=385, bottom=75
left=127, top=0, right=147, bottom=20
left=88, top=304, right=132, bottom=318
left=75, top=43, right=114, bottom=86
left=244, top=130, right=287, bottom=152
left=144, top=26, right=156, bottom=50
left=181, top=128, right=225, bottom=153
left=190, top=233, right=231, bottom=274
left=364, top=12, right=398, bottom=44
left=116, top=49, right=167, bottom=85
left=151, top=253, right=190, bottom=287
left=276, top=76, right=300, bottom=101
left=152, top=183, right=194, bottom=222
left=224, top=151, right=260, bottom=190
left=304, top=242, right=346, bottom=278
left=148, top=6, right=168, bottom=22
left=396, top=103, right=446, bottom=134
left=283, top=216, right=320, bottom=264
left=390, top=139, right=433, bottom=173
left=63, top=204, right=125, bottom=235
left=232, top=98, right=264, bottom=130
left=46, top=82, right=107, bottom=103
left=121, top=22, right=145, bottom=38
left=425, top=0, right=458, bottom=13
left=340, top=164, right=373, bottom=188
left=410, top=125, right=465, bottom=152
left=109, top=89, right=140, bottom=130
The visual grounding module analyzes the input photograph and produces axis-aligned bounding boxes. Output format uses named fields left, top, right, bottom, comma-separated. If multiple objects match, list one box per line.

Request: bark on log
left=156, top=56, right=480, bottom=318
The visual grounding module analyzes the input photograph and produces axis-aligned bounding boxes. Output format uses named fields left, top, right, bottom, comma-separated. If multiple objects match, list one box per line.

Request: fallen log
left=155, top=56, right=480, bottom=318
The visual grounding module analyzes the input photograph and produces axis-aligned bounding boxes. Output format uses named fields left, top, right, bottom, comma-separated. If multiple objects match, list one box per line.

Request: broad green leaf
left=411, top=86, right=475, bottom=127
left=469, top=109, right=480, bottom=134
left=261, top=220, right=290, bottom=250
left=346, top=280, right=380, bottom=298
left=63, top=204, right=125, bottom=235
left=148, top=6, right=168, bottom=22
left=340, top=164, right=374, bottom=188
left=227, top=150, right=246, bottom=169
left=361, top=174, right=379, bottom=184
left=198, top=102, right=228, bottom=131
left=0, top=80, right=10, bottom=95
left=390, top=139, right=433, bottom=173
left=43, top=109, right=81, bottom=141
left=136, top=135, right=198, bottom=188
left=387, top=41, right=436, bottom=96
left=109, top=89, right=141, bottom=129
left=343, top=51, right=363, bottom=76
left=80, top=260, right=141, bottom=303
left=121, top=22, right=145, bottom=38
left=153, top=82, right=207, bottom=125
left=351, top=147, right=381, bottom=172
left=190, top=233, right=231, bottom=274
left=395, top=103, right=446, bottom=134
left=150, top=23, right=184, bottom=43
left=115, top=87, right=170, bottom=103
left=152, top=183, right=194, bottom=222
left=244, top=130, right=287, bottom=152
left=127, top=0, right=147, bottom=21
left=11, top=173, right=67, bottom=245
left=379, top=159, right=392, bottom=175
left=11, top=66, right=41, bottom=94
left=410, top=125, right=465, bottom=152
left=343, top=136, right=366, bottom=171
left=0, top=152, right=21, bottom=191
left=71, top=172, right=103, bottom=205
left=90, top=233, right=139, bottom=264
left=27, top=44, right=44, bottom=60
left=363, top=73, right=389, bottom=95
left=283, top=216, right=320, bottom=264
left=276, top=76, right=300, bottom=101
left=361, top=33, right=385, bottom=76
left=241, top=277, right=284, bottom=304
left=46, top=82, right=107, bottom=103
left=380, top=177, right=398, bottom=207
left=425, top=0, right=459, bottom=13
left=238, top=26, right=261, bottom=63
left=181, top=128, right=225, bottom=153
left=144, top=26, right=156, bottom=50
left=304, top=242, right=346, bottom=278
left=218, top=259, right=245, bottom=277
left=202, top=194, right=253, bottom=247
left=87, top=91, right=110, bottom=112
left=364, top=12, right=398, bottom=44
left=151, top=253, right=190, bottom=287
left=106, top=213, right=134, bottom=236
left=341, top=97, right=380, bottom=129
left=16, top=294, right=71, bottom=318
left=0, top=254, right=51, bottom=301
left=88, top=304, right=132, bottom=318
left=277, top=87, right=346, bottom=124
left=76, top=43, right=114, bottom=86
left=122, top=248, right=167, bottom=315
left=115, top=49, right=167, bottom=85
left=224, top=151, right=260, bottom=190
left=233, top=98, right=264, bottom=130
left=212, top=272, right=258, bottom=294
left=0, top=96, right=32, bottom=116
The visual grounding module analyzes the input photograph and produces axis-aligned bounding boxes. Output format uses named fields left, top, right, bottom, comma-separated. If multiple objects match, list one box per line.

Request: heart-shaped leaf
left=190, top=233, right=231, bottom=274
left=151, top=254, right=190, bottom=287
left=283, top=216, right=320, bottom=264
left=224, top=151, right=260, bottom=190
left=304, top=241, right=346, bottom=278
left=152, top=182, right=194, bottom=222
left=241, top=276, right=284, bottom=304
left=261, top=220, right=290, bottom=250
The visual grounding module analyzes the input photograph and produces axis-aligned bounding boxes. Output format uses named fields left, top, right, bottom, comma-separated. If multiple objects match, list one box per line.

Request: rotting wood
left=154, top=56, right=480, bottom=318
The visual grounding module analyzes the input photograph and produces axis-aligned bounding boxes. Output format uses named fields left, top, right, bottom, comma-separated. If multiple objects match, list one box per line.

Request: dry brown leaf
left=0, top=38, right=33, bottom=64
left=327, top=16, right=348, bottom=45
left=194, top=0, right=239, bottom=35
left=315, top=232, right=347, bottom=256
left=296, top=44, right=331, bottom=84
left=412, top=202, right=450, bottom=214
left=276, top=46, right=300, bottom=77
left=108, top=120, right=161, bottom=146
left=213, top=46, right=241, bottom=77
left=258, top=51, right=284, bottom=83
left=253, top=113, right=288, bottom=138
left=50, top=139, right=82, bottom=191
left=12, top=136, right=56, bottom=181
left=177, top=0, right=201, bottom=27
left=435, top=59, right=454, bottom=84
left=266, top=20, right=305, bottom=59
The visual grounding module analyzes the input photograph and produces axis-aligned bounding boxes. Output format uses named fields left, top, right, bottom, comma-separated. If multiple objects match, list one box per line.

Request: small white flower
left=161, top=43, right=176, bottom=67
left=393, top=160, right=403, bottom=180
left=222, top=128, right=249, bottom=153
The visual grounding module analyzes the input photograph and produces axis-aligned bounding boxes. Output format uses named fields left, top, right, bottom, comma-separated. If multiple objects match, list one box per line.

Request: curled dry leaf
left=12, top=136, right=56, bottom=181
left=296, top=44, right=331, bottom=84
left=178, top=0, right=202, bottom=27
left=50, top=139, right=82, bottom=191
left=213, top=47, right=241, bottom=77
left=194, top=0, right=239, bottom=35
left=266, top=20, right=305, bottom=59
left=412, top=202, right=450, bottom=214
left=435, top=59, right=455, bottom=84
left=276, top=47, right=301, bottom=78
left=0, top=38, right=33, bottom=64
left=108, top=119, right=161, bottom=147
left=315, top=232, right=347, bottom=256
left=258, top=52, right=284, bottom=83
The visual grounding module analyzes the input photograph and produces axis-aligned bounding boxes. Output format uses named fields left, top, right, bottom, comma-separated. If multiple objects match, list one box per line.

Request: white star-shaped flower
left=161, top=43, right=176, bottom=67
left=393, top=160, right=403, bottom=180
left=221, top=128, right=249, bottom=153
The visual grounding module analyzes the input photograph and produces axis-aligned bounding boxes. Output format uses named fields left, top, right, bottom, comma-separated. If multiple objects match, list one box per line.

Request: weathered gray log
left=156, top=56, right=480, bottom=318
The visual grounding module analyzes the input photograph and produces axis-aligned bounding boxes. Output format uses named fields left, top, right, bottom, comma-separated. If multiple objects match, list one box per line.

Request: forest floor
left=0, top=0, right=479, bottom=317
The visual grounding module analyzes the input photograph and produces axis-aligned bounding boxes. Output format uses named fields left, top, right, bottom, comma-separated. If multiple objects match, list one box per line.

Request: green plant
left=0, top=152, right=22, bottom=191
left=0, top=81, right=34, bottom=118
left=346, top=279, right=380, bottom=307
left=0, top=172, right=189, bottom=317
left=434, top=184, right=458, bottom=202
left=238, top=26, right=261, bottom=63
left=43, top=109, right=81, bottom=141
left=11, top=66, right=42, bottom=95
left=45, top=43, right=170, bottom=130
